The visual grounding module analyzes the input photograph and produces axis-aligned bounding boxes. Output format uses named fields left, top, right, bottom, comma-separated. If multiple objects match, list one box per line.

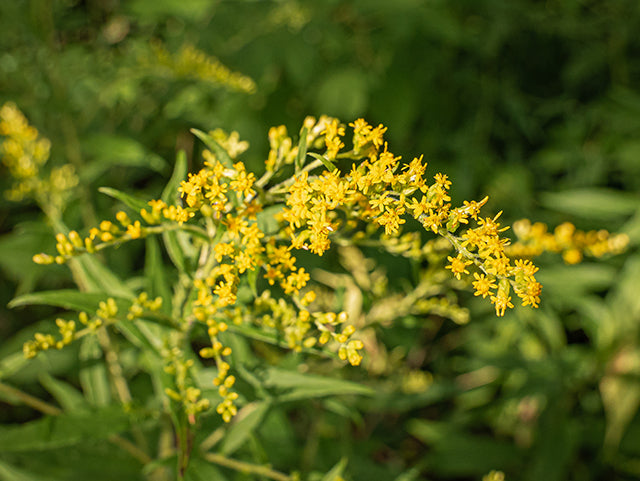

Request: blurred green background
left=1, top=1, right=640, bottom=480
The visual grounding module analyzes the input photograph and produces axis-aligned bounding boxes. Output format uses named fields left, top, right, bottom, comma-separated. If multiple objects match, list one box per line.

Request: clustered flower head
left=509, top=219, right=629, bottom=264
left=23, top=113, right=629, bottom=425
left=23, top=293, right=162, bottom=359
left=0, top=102, right=78, bottom=205
left=149, top=41, right=256, bottom=94
left=279, top=118, right=544, bottom=316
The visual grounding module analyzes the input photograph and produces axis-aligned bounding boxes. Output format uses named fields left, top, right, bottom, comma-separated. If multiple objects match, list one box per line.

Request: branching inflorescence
left=3, top=104, right=628, bottom=424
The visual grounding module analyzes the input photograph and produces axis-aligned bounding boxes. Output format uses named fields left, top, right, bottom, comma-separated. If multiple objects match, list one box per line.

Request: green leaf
left=408, top=419, right=521, bottom=476
left=184, top=457, right=228, bottom=481
left=162, top=150, right=188, bottom=204
left=39, top=373, right=89, bottom=412
left=9, top=290, right=169, bottom=353
left=162, top=230, right=188, bottom=273
left=308, top=152, right=337, bottom=172
left=112, top=318, right=163, bottom=353
left=0, top=459, right=51, bottom=481
left=295, top=126, right=308, bottom=174
left=536, top=263, right=616, bottom=305
left=0, top=222, right=60, bottom=294
left=600, top=347, right=640, bottom=451
left=73, top=255, right=134, bottom=299
left=82, top=133, right=167, bottom=176
left=0, top=407, right=130, bottom=452
left=98, top=186, right=150, bottom=213
left=190, top=129, right=233, bottom=168
left=219, top=401, right=270, bottom=456
left=321, top=457, right=348, bottom=481
left=540, top=188, right=640, bottom=220
left=79, top=336, right=111, bottom=407
left=0, top=352, right=29, bottom=381
left=314, top=68, right=369, bottom=119
left=145, top=236, right=173, bottom=314
left=261, top=367, right=374, bottom=402
left=126, top=0, right=213, bottom=23
left=245, top=266, right=258, bottom=298
left=8, top=290, right=119, bottom=313
left=256, top=204, right=284, bottom=236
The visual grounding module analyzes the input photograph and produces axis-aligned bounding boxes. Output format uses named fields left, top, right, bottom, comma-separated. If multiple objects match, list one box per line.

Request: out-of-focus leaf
left=184, top=457, right=228, bottom=481
left=540, top=189, right=639, bottom=220
left=126, top=0, right=213, bottom=23
left=0, top=459, right=51, bottom=481
left=39, top=373, right=89, bottom=412
left=0, top=222, right=61, bottom=294
left=256, top=205, right=283, bottom=235
left=145, top=236, right=173, bottom=315
left=72, top=255, right=134, bottom=299
left=8, top=290, right=118, bottom=313
left=82, top=133, right=167, bottom=178
left=98, top=186, right=150, bottom=213
left=261, top=366, right=374, bottom=402
left=219, top=401, right=270, bottom=456
left=610, top=256, right=640, bottom=325
left=524, top=402, right=579, bottom=481
left=162, top=230, right=188, bottom=273
left=408, top=419, right=521, bottom=476
left=0, top=407, right=129, bottom=452
left=191, top=128, right=232, bottom=168
left=536, top=264, right=616, bottom=303
left=600, top=346, right=640, bottom=451
left=321, top=457, right=348, bottom=481
left=314, top=68, right=368, bottom=119
left=162, top=150, right=187, bottom=204
left=0, top=352, right=29, bottom=380
left=79, top=336, right=111, bottom=407
left=160, top=150, right=189, bottom=272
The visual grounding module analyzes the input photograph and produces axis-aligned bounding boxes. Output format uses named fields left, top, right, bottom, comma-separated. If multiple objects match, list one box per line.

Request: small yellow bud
left=68, top=230, right=83, bottom=248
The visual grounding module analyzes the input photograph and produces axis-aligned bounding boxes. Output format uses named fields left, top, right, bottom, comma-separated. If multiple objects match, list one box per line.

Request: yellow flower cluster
left=149, top=42, right=256, bottom=94
left=280, top=119, right=542, bottom=316
left=163, top=347, right=211, bottom=421
left=0, top=102, right=78, bottom=204
left=483, top=471, right=506, bottom=481
left=509, top=219, right=630, bottom=264
left=23, top=294, right=162, bottom=359
left=251, top=290, right=364, bottom=364
left=33, top=201, right=199, bottom=264
left=264, top=115, right=341, bottom=172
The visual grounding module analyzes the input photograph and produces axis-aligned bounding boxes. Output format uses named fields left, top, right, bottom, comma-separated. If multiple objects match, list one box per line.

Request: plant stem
left=201, top=452, right=293, bottom=481
left=0, top=380, right=62, bottom=416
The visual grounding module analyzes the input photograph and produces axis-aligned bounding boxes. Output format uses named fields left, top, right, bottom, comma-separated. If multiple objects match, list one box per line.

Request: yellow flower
left=472, top=273, right=497, bottom=298
left=446, top=254, right=472, bottom=280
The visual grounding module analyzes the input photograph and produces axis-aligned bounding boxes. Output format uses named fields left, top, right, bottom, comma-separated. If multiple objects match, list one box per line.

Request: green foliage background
left=1, top=1, right=640, bottom=480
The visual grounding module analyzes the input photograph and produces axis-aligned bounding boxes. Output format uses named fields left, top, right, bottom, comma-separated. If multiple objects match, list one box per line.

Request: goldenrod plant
left=0, top=104, right=630, bottom=480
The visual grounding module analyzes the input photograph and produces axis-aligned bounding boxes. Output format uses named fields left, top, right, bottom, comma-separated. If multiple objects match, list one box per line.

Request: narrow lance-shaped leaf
left=295, top=126, right=308, bottom=174
left=98, top=186, right=150, bottom=213
left=162, top=150, right=189, bottom=272
left=219, top=401, right=271, bottom=456
left=9, top=290, right=119, bottom=313
left=308, top=152, right=337, bottom=172
left=0, top=407, right=130, bottom=452
left=145, top=236, right=173, bottom=315
left=261, top=366, right=374, bottom=402
left=321, top=458, right=348, bottom=481
left=190, top=128, right=233, bottom=168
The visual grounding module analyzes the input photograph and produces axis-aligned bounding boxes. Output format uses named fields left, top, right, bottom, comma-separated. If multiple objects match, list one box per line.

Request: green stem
left=201, top=452, right=293, bottom=481
left=0, top=380, right=62, bottom=416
